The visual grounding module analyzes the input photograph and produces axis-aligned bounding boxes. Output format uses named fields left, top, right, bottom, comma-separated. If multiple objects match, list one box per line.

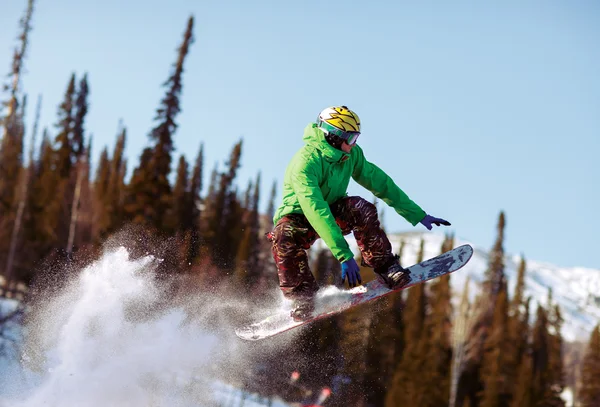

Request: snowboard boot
left=290, top=296, right=315, bottom=322
left=374, top=255, right=411, bottom=290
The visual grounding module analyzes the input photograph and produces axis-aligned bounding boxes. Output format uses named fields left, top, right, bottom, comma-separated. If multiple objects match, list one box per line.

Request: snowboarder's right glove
left=341, top=258, right=362, bottom=288
left=420, top=214, right=451, bottom=230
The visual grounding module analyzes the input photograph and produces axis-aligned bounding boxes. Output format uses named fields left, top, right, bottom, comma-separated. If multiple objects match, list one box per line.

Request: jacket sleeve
left=290, top=157, right=355, bottom=263
left=351, top=146, right=426, bottom=226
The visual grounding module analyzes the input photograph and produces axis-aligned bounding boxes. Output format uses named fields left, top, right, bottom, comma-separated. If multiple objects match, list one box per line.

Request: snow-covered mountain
left=336, top=231, right=600, bottom=342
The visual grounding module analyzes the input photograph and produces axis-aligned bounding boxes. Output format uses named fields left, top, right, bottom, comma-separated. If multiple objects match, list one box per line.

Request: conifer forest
left=1, top=2, right=599, bottom=407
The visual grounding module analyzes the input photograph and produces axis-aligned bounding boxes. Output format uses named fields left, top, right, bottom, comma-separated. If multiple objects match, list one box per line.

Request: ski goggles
left=317, top=120, right=361, bottom=145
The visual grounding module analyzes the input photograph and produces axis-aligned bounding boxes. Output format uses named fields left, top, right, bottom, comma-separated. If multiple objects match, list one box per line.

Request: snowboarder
left=268, top=106, right=450, bottom=321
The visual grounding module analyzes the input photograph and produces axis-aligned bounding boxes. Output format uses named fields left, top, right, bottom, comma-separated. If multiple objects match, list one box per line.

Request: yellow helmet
left=317, top=105, right=361, bottom=132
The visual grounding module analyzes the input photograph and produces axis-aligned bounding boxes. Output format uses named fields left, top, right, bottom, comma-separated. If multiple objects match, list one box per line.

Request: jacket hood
left=303, top=123, right=349, bottom=163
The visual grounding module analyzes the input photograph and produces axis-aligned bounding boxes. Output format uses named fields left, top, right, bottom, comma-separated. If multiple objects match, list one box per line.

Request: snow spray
left=0, top=236, right=294, bottom=407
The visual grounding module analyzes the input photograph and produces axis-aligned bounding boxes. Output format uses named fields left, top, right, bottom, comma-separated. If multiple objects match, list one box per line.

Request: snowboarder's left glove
left=341, top=258, right=362, bottom=288
left=420, top=214, right=451, bottom=230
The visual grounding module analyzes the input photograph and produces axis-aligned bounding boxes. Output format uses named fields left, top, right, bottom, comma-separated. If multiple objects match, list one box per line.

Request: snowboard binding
left=290, top=297, right=315, bottom=322
left=375, top=255, right=411, bottom=289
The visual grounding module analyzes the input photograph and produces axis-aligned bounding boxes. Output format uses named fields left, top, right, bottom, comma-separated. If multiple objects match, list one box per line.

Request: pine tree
left=479, top=289, right=509, bottom=407
left=579, top=325, right=600, bottom=407
left=126, top=16, right=194, bottom=231
left=338, top=307, right=371, bottom=406
left=508, top=256, right=530, bottom=366
left=363, top=240, right=407, bottom=406
left=247, top=172, right=262, bottom=280
left=0, top=104, right=26, bottom=278
left=51, top=75, right=91, bottom=250
left=459, top=211, right=508, bottom=407
left=46, top=74, right=81, bottom=250
left=543, top=295, right=565, bottom=406
left=197, top=162, right=219, bottom=263
left=38, top=122, right=71, bottom=250
left=76, top=137, right=93, bottom=247
left=205, top=162, right=219, bottom=207
left=0, top=0, right=34, bottom=219
left=205, top=140, right=243, bottom=270
left=235, top=172, right=262, bottom=289
left=93, top=125, right=127, bottom=240
left=241, top=179, right=253, bottom=211
left=165, top=145, right=203, bottom=267
left=220, top=186, right=243, bottom=271
left=96, top=147, right=111, bottom=196
left=419, top=236, right=455, bottom=407
left=364, top=294, right=404, bottom=407
left=105, top=125, right=127, bottom=235
left=189, top=144, right=204, bottom=208
left=531, top=304, right=552, bottom=404
left=255, top=179, right=279, bottom=292
left=1, top=0, right=34, bottom=120
left=266, top=179, right=277, bottom=227
left=450, top=277, right=473, bottom=407
left=187, top=143, right=203, bottom=262
left=54, top=73, right=77, bottom=179
left=125, top=148, right=154, bottom=226
left=23, top=129, right=56, bottom=267
left=165, top=154, right=194, bottom=269
left=507, top=295, right=532, bottom=406
left=2, top=95, right=25, bottom=280
left=485, top=211, right=507, bottom=299
left=93, top=146, right=111, bottom=233
left=0, top=99, right=25, bottom=219
left=5, top=94, right=41, bottom=284
left=168, top=155, right=190, bottom=233
left=510, top=352, right=534, bottom=407
left=66, top=149, right=90, bottom=255
left=72, top=73, right=89, bottom=158
left=386, top=239, right=427, bottom=406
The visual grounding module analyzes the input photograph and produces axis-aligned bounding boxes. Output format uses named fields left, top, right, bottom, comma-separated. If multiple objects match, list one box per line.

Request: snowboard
left=235, top=244, right=473, bottom=341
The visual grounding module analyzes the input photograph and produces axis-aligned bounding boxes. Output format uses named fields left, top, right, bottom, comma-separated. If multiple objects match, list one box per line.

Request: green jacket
left=273, top=123, right=426, bottom=263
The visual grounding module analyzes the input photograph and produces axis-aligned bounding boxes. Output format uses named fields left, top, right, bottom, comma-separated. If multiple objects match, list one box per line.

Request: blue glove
left=341, top=258, right=362, bottom=288
left=420, top=214, right=451, bottom=230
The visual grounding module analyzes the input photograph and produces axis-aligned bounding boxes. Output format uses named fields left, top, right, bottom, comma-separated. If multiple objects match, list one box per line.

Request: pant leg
left=330, top=196, right=394, bottom=269
left=268, top=214, right=319, bottom=299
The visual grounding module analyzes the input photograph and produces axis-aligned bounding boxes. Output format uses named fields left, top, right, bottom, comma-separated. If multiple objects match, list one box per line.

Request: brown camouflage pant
left=267, top=196, right=394, bottom=299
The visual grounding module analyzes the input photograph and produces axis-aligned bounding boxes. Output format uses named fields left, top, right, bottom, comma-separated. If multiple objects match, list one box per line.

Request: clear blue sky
left=1, top=0, right=599, bottom=269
